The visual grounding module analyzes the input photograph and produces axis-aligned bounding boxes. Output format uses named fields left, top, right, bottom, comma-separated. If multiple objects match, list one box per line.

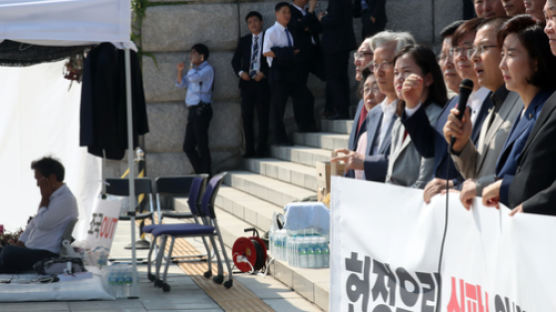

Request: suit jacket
left=353, top=0, right=387, bottom=28
left=363, top=103, right=396, bottom=182
left=348, top=99, right=366, bottom=151
left=452, top=89, right=522, bottom=191
left=288, top=5, right=321, bottom=60
left=231, top=32, right=269, bottom=88
left=506, top=91, right=556, bottom=213
left=321, top=0, right=356, bottom=54
left=386, top=103, right=442, bottom=188
left=403, top=94, right=493, bottom=182
left=268, top=46, right=298, bottom=83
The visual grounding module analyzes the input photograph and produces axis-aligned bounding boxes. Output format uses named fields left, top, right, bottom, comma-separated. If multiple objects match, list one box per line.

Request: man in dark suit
left=353, top=0, right=386, bottom=39
left=231, top=11, right=270, bottom=157
left=320, top=0, right=357, bottom=119
left=287, top=0, right=321, bottom=132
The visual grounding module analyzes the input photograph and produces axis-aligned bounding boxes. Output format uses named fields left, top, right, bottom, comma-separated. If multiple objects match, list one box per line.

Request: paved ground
left=0, top=220, right=322, bottom=312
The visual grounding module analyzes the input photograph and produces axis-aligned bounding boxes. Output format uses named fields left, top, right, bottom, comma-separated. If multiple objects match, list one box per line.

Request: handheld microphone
left=450, top=79, right=474, bottom=148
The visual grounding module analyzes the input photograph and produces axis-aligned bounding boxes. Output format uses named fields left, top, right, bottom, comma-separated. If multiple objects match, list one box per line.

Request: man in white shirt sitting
left=0, top=157, right=78, bottom=273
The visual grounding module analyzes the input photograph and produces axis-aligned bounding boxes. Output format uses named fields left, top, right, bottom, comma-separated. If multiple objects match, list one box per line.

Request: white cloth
left=19, top=184, right=78, bottom=254
left=375, top=98, right=398, bottom=152
left=263, top=22, right=294, bottom=67
left=468, top=87, right=491, bottom=125
left=354, top=131, right=367, bottom=180
left=284, top=202, right=330, bottom=234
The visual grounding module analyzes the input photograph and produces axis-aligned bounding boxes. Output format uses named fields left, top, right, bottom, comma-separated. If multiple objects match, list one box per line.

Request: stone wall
left=102, top=0, right=464, bottom=179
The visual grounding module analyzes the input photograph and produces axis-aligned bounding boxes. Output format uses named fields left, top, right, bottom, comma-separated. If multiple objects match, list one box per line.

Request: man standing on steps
left=353, top=0, right=387, bottom=39
left=232, top=11, right=270, bottom=158
left=319, top=0, right=357, bottom=119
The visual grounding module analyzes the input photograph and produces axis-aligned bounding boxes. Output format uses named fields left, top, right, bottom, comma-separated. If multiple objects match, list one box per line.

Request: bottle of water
left=299, top=237, right=308, bottom=268
left=123, top=268, right=133, bottom=298
left=269, top=230, right=274, bottom=256
left=315, top=236, right=324, bottom=268
left=286, top=233, right=293, bottom=264
left=273, top=231, right=282, bottom=260
left=322, top=241, right=330, bottom=268
left=307, top=236, right=316, bottom=268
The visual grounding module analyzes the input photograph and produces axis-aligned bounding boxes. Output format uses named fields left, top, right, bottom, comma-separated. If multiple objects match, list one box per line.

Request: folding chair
left=105, top=178, right=157, bottom=262
left=154, top=175, right=209, bottom=223
left=145, top=175, right=210, bottom=277
left=59, top=219, right=80, bottom=258
left=147, top=172, right=233, bottom=291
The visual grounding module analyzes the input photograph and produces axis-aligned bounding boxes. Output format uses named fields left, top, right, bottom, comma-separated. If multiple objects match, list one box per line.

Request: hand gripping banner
left=330, top=177, right=556, bottom=312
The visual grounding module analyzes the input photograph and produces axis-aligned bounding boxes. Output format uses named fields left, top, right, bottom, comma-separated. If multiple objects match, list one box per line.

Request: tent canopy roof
left=0, top=0, right=131, bottom=47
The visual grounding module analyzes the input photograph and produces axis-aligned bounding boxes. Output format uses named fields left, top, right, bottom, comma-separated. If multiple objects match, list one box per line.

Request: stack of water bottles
left=105, top=264, right=135, bottom=298
left=270, top=228, right=329, bottom=269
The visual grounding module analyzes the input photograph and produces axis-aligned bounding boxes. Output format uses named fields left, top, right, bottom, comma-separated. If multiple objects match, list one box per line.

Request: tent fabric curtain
left=0, top=40, right=89, bottom=67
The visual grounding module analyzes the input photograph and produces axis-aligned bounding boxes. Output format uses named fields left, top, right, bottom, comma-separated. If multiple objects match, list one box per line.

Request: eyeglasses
left=451, top=46, right=473, bottom=57
left=466, top=44, right=498, bottom=58
left=354, top=51, right=373, bottom=60
left=370, top=60, right=394, bottom=69
left=438, top=53, right=451, bottom=62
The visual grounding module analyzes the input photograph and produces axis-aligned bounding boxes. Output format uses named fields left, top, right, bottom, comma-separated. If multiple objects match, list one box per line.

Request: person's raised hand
left=443, top=107, right=471, bottom=152
left=331, top=149, right=365, bottom=171
left=402, top=74, right=424, bottom=109
left=459, top=179, right=477, bottom=210
left=482, top=180, right=502, bottom=208
left=177, top=62, right=185, bottom=71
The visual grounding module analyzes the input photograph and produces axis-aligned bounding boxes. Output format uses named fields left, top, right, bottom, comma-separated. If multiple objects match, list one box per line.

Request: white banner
left=331, top=177, right=556, bottom=312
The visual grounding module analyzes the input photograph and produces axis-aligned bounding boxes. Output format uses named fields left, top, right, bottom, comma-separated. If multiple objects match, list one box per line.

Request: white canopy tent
left=0, top=0, right=140, bottom=296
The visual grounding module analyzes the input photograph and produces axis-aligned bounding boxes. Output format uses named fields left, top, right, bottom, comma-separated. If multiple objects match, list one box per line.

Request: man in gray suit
left=332, top=31, right=415, bottom=181
left=442, top=18, right=522, bottom=209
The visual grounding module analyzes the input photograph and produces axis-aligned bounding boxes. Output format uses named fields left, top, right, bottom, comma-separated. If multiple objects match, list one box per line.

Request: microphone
left=450, top=79, right=474, bottom=148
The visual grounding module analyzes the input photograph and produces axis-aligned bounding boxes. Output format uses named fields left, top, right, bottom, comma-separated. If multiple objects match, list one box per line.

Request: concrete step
left=224, top=171, right=315, bottom=208
left=214, top=185, right=282, bottom=232
left=293, top=132, right=349, bottom=151
left=243, top=158, right=317, bottom=191
left=320, top=119, right=353, bottom=135
left=213, top=206, right=329, bottom=311
left=271, top=145, right=332, bottom=168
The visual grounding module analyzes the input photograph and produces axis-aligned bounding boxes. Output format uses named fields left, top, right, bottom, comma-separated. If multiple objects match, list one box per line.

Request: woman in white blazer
left=385, top=45, right=448, bottom=188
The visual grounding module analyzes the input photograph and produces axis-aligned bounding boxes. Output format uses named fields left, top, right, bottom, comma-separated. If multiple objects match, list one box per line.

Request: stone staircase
left=213, top=118, right=353, bottom=311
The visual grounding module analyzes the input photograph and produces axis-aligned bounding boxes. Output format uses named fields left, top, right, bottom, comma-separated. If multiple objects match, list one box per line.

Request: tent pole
left=124, top=48, right=138, bottom=298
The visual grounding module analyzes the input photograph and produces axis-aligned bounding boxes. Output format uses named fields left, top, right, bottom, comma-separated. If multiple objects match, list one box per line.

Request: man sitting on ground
left=0, top=157, right=78, bottom=273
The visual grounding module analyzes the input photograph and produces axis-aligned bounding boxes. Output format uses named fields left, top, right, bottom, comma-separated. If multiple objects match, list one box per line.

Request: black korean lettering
left=371, top=259, right=396, bottom=306
left=345, top=252, right=371, bottom=312
left=416, top=272, right=437, bottom=312
left=396, top=268, right=419, bottom=307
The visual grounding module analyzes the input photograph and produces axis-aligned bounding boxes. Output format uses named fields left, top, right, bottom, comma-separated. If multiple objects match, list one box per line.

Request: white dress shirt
left=19, top=184, right=78, bottom=254
left=263, top=21, right=294, bottom=67
left=468, top=87, right=491, bottom=125
left=375, top=98, right=398, bottom=152
left=355, top=131, right=367, bottom=180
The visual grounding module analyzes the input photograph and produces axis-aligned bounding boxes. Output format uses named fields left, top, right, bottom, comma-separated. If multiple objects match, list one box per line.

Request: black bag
left=33, top=257, right=86, bottom=275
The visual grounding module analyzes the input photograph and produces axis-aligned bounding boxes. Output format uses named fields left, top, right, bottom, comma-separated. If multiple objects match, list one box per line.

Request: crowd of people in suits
left=332, top=0, right=556, bottom=216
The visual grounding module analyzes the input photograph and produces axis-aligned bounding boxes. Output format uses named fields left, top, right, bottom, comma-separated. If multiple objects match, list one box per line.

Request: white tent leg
left=124, top=48, right=138, bottom=298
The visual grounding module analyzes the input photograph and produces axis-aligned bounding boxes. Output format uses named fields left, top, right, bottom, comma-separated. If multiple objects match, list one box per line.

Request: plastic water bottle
left=298, top=237, right=307, bottom=268
left=273, top=231, right=282, bottom=260
left=307, top=237, right=316, bottom=268
left=322, top=241, right=330, bottom=268
left=314, top=237, right=323, bottom=268
left=269, top=230, right=274, bottom=256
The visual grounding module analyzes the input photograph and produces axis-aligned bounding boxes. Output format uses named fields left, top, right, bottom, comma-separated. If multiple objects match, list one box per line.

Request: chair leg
left=161, top=237, right=175, bottom=292
left=201, top=236, right=212, bottom=278
left=147, top=235, right=157, bottom=282
left=216, top=230, right=234, bottom=288
left=154, top=236, right=167, bottom=286
left=208, top=235, right=224, bottom=284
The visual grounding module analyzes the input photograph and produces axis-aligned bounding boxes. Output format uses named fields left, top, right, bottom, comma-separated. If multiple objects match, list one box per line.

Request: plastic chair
left=147, top=172, right=233, bottom=291
left=145, top=175, right=210, bottom=277
left=105, top=178, right=157, bottom=262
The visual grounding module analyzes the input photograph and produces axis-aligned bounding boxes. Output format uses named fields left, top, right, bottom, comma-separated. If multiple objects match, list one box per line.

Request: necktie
left=285, top=29, right=293, bottom=47
left=250, top=35, right=259, bottom=77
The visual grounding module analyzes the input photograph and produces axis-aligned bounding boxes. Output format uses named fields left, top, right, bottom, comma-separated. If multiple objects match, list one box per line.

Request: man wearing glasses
left=332, top=31, right=415, bottom=182
left=444, top=17, right=523, bottom=209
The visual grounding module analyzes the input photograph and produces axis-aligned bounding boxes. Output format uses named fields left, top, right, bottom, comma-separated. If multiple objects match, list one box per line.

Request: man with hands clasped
left=443, top=18, right=522, bottom=210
